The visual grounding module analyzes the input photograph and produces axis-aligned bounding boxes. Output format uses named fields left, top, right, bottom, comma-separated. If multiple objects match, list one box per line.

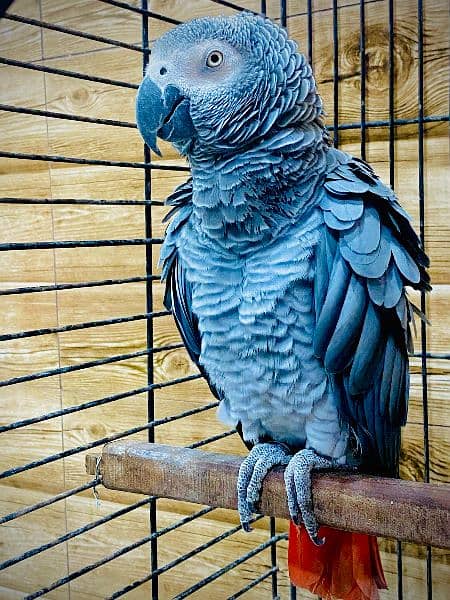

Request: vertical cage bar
left=417, top=1, right=433, bottom=598
left=332, top=0, right=339, bottom=147
left=269, top=517, right=278, bottom=599
left=417, top=0, right=430, bottom=488
left=388, top=0, right=395, bottom=189
left=289, top=584, right=297, bottom=600
left=274, top=3, right=287, bottom=594
left=307, top=0, right=313, bottom=64
left=284, top=8, right=296, bottom=600
left=141, top=2, right=158, bottom=598
left=261, top=0, right=267, bottom=15
left=280, top=0, right=287, bottom=28
left=359, top=0, right=366, bottom=160
left=269, top=5, right=288, bottom=597
left=388, top=1, right=404, bottom=596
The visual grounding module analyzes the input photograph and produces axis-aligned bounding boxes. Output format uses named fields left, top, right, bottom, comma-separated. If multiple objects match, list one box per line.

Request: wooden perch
left=86, top=441, right=450, bottom=549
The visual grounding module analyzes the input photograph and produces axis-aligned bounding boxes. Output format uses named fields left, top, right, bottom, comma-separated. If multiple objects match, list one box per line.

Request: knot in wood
left=67, top=85, right=93, bottom=110
left=162, top=347, right=193, bottom=378
left=340, top=25, right=414, bottom=93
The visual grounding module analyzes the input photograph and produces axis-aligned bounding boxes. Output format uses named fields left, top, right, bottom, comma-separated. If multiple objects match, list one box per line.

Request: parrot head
left=136, top=11, right=323, bottom=157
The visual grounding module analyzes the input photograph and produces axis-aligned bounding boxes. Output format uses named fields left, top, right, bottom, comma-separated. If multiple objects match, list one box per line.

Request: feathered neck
left=187, top=122, right=329, bottom=251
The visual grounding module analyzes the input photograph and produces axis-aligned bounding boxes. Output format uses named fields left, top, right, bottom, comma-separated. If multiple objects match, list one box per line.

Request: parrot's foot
left=284, top=448, right=343, bottom=546
left=237, top=442, right=291, bottom=532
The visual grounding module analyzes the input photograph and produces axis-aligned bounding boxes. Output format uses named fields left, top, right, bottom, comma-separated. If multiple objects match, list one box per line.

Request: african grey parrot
left=135, top=12, right=429, bottom=600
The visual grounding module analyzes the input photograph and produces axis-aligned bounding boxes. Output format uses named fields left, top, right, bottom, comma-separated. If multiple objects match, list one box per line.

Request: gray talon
left=237, top=442, right=291, bottom=530
left=238, top=444, right=347, bottom=543
left=284, top=448, right=341, bottom=543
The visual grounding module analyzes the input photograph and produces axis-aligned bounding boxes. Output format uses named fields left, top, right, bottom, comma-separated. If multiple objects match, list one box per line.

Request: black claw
left=311, top=534, right=326, bottom=547
left=248, top=500, right=259, bottom=513
left=242, top=522, right=252, bottom=533
left=292, top=514, right=300, bottom=526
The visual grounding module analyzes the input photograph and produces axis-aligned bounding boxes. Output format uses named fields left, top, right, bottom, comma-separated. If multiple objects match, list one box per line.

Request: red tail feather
left=289, top=522, right=387, bottom=600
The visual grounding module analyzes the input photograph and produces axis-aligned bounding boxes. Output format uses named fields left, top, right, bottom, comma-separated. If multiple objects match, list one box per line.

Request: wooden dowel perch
left=86, top=441, right=450, bottom=549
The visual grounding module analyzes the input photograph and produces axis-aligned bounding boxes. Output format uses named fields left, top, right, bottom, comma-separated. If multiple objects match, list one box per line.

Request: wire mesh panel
left=0, top=1, right=448, bottom=599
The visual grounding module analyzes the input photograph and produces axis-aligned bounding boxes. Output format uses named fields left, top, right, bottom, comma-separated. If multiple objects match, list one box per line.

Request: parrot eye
left=206, top=50, right=224, bottom=68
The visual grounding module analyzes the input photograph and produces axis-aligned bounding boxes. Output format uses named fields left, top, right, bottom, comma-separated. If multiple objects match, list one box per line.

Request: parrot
left=135, top=11, right=430, bottom=600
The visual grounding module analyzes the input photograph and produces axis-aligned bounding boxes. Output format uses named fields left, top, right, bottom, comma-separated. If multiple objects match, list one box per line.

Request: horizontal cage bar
left=326, top=114, right=449, bottom=130
left=0, top=150, right=190, bottom=171
left=0, top=104, right=136, bottom=128
left=227, top=567, right=279, bottom=600
left=0, top=197, right=164, bottom=205
left=172, top=535, right=286, bottom=600
left=23, top=506, right=216, bottom=600
left=412, top=352, right=450, bottom=360
left=1, top=375, right=207, bottom=433
left=3, top=13, right=147, bottom=53
left=0, top=310, right=169, bottom=342
left=0, top=238, right=163, bottom=251
left=97, top=0, right=182, bottom=24
left=0, top=275, right=160, bottom=297
left=0, top=479, right=100, bottom=525
left=284, top=0, right=400, bottom=20
left=0, top=400, right=215, bottom=479
left=0, top=57, right=138, bottom=88
left=107, top=516, right=266, bottom=599
left=0, top=343, right=184, bottom=388
left=208, top=0, right=250, bottom=11
left=187, top=429, right=237, bottom=449
left=0, top=497, right=153, bottom=571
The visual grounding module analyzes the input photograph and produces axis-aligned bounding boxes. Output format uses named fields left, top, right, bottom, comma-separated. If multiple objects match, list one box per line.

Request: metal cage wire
left=0, top=0, right=448, bottom=598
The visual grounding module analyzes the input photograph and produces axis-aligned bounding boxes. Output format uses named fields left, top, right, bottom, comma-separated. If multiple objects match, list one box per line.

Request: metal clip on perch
left=92, top=455, right=102, bottom=509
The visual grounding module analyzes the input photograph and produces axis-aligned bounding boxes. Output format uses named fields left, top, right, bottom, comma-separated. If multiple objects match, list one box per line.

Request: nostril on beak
left=160, top=67, right=167, bottom=75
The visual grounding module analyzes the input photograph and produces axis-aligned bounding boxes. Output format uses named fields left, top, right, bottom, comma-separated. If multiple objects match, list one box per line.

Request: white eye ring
left=206, top=50, right=224, bottom=68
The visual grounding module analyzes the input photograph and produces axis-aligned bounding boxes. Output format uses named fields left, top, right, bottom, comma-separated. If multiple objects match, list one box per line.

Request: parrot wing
left=314, top=153, right=430, bottom=475
left=160, top=178, right=225, bottom=403
left=160, top=178, right=201, bottom=364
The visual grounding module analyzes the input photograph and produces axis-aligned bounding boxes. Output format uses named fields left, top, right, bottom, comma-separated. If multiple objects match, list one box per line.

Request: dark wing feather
left=166, top=257, right=201, bottom=363
left=160, top=179, right=224, bottom=403
left=160, top=180, right=199, bottom=361
left=315, top=153, right=430, bottom=476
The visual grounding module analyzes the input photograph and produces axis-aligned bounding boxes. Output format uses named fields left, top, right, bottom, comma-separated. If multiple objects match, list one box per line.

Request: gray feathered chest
left=176, top=206, right=335, bottom=445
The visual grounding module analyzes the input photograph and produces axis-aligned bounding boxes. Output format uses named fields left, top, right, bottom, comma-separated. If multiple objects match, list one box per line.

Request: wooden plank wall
left=0, top=0, right=448, bottom=598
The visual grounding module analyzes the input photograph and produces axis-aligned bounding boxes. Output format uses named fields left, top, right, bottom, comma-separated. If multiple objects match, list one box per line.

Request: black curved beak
left=136, top=78, right=185, bottom=156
